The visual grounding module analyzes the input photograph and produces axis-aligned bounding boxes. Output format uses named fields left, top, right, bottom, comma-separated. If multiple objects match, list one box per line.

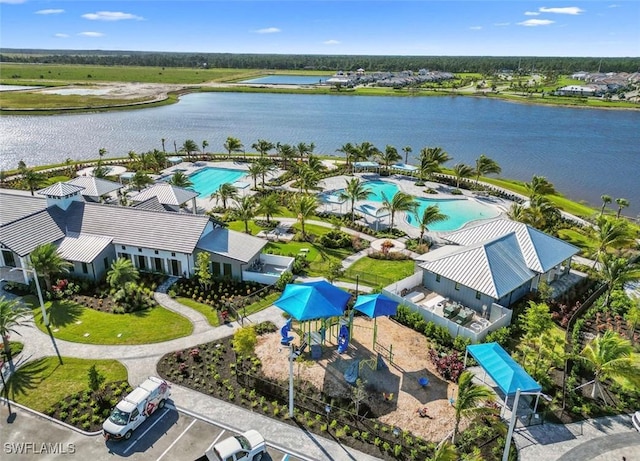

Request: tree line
left=2, top=48, right=639, bottom=73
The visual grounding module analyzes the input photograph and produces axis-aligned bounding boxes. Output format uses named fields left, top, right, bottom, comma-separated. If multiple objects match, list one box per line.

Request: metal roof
left=419, top=232, right=534, bottom=298
left=0, top=207, right=67, bottom=256
left=64, top=201, right=210, bottom=254
left=442, top=218, right=578, bottom=273
left=56, top=232, right=113, bottom=263
left=130, top=183, right=198, bottom=206
left=133, top=196, right=169, bottom=212
left=196, top=228, right=267, bottom=263
left=0, top=191, right=47, bottom=225
left=37, top=182, right=84, bottom=197
left=66, top=176, right=123, bottom=197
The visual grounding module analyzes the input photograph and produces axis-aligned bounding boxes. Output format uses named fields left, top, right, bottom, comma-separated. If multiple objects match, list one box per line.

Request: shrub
left=428, top=348, right=464, bottom=381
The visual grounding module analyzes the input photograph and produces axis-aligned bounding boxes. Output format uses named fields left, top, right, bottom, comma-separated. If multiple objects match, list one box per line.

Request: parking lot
left=1, top=404, right=305, bottom=461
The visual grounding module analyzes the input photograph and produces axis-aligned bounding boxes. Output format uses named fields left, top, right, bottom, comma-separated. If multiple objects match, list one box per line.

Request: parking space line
left=205, top=430, right=227, bottom=453
left=123, top=408, right=171, bottom=454
left=155, top=418, right=197, bottom=461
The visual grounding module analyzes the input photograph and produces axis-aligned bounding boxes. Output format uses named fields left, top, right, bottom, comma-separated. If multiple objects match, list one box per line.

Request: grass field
left=176, top=297, right=220, bottom=327
left=344, top=257, right=415, bottom=286
left=31, top=299, right=193, bottom=344
left=7, top=357, right=128, bottom=412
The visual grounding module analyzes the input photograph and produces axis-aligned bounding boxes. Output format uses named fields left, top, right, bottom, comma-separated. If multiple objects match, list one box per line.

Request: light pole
left=10, top=267, right=48, bottom=327
left=288, top=344, right=295, bottom=418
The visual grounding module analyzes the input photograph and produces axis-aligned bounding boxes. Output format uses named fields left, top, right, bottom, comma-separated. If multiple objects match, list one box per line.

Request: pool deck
left=319, top=173, right=512, bottom=239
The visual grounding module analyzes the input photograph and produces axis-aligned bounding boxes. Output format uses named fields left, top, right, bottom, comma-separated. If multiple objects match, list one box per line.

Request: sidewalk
left=1, top=284, right=384, bottom=461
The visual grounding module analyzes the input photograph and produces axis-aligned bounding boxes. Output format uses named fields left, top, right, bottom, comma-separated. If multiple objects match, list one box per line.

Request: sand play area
left=255, top=315, right=457, bottom=441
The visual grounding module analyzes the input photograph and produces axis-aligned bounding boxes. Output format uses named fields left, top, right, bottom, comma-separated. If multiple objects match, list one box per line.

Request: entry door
left=170, top=259, right=182, bottom=276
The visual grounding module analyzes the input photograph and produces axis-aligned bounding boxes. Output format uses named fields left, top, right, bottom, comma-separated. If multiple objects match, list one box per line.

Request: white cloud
left=54, top=33, right=69, bottom=38
left=323, top=39, right=340, bottom=45
left=518, top=19, right=555, bottom=27
left=78, top=31, right=105, bottom=37
left=538, top=7, right=584, bottom=15
left=524, top=11, right=540, bottom=16
left=36, top=9, right=64, bottom=15
left=494, top=22, right=510, bottom=26
left=254, top=27, right=281, bottom=34
left=0, top=0, right=28, bottom=4
left=82, top=11, right=143, bottom=21
left=469, top=26, right=482, bottom=30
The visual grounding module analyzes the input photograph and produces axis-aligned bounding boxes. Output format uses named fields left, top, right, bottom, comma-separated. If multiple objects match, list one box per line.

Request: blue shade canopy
left=274, top=281, right=351, bottom=321
left=353, top=293, right=399, bottom=318
left=466, top=343, right=541, bottom=396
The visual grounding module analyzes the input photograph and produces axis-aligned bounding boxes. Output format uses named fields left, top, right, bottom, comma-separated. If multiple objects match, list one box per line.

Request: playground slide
left=280, top=319, right=294, bottom=346
left=337, top=324, right=349, bottom=354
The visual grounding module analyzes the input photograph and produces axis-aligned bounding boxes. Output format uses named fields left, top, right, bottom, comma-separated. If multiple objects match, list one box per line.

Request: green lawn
left=241, top=292, right=281, bottom=317
left=31, top=299, right=193, bottom=344
left=7, top=357, right=127, bottom=412
left=557, top=228, right=597, bottom=256
left=176, top=297, right=220, bottom=327
left=344, top=257, right=416, bottom=286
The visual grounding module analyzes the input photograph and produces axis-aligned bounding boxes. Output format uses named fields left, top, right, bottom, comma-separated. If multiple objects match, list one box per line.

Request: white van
left=103, top=376, right=171, bottom=441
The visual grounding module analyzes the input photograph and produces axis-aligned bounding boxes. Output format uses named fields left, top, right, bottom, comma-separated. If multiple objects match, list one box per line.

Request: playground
left=254, top=314, right=457, bottom=441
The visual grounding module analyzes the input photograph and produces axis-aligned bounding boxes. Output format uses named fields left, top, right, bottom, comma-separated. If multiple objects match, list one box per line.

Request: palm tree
left=418, top=146, right=451, bottom=181
left=290, top=194, right=317, bottom=237
left=130, top=171, right=153, bottom=191
left=252, top=139, right=275, bottom=158
left=415, top=205, right=447, bottom=244
left=474, top=154, right=501, bottom=186
left=296, top=164, right=320, bottom=193
left=507, top=203, right=527, bottom=222
left=352, top=141, right=380, bottom=171
left=149, top=149, right=167, bottom=173
left=336, top=143, right=356, bottom=171
left=599, top=194, right=612, bottom=218
left=233, top=196, right=256, bottom=233
left=276, top=143, right=297, bottom=170
left=427, top=441, right=458, bottom=461
left=599, top=254, right=640, bottom=308
left=161, top=138, right=166, bottom=153
left=181, top=139, right=198, bottom=162
left=106, top=257, right=139, bottom=290
left=212, top=183, right=238, bottom=209
left=579, top=330, right=640, bottom=402
left=453, top=371, right=495, bottom=442
left=525, top=175, right=556, bottom=200
left=615, top=197, right=629, bottom=218
left=167, top=171, right=193, bottom=189
left=625, top=297, right=640, bottom=340
left=98, top=147, right=107, bottom=159
left=378, top=145, right=402, bottom=172
left=452, top=163, right=474, bottom=188
left=402, top=145, right=412, bottom=164
left=223, top=137, right=244, bottom=160
left=378, top=191, right=417, bottom=232
left=339, top=178, right=372, bottom=221
left=591, top=216, right=634, bottom=265
left=256, top=157, right=276, bottom=188
left=22, top=168, right=43, bottom=196
left=29, top=242, right=72, bottom=293
left=247, top=162, right=263, bottom=189
left=256, top=193, right=281, bottom=224
left=200, top=140, right=209, bottom=159
left=296, top=142, right=315, bottom=163
left=0, top=296, right=31, bottom=371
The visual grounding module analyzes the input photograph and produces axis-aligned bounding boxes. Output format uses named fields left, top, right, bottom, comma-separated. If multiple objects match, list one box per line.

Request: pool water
left=407, top=197, right=500, bottom=232
left=333, top=180, right=399, bottom=203
left=188, top=167, right=246, bottom=197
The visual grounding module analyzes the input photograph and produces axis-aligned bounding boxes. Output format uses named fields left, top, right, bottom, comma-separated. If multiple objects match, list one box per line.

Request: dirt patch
left=255, top=315, right=457, bottom=441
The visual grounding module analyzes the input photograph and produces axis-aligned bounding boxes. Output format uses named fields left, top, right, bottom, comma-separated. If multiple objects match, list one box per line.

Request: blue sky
left=1, top=1, right=638, bottom=57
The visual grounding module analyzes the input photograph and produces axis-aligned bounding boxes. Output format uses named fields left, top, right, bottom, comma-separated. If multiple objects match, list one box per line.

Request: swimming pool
left=188, top=167, right=246, bottom=197
left=331, top=180, right=399, bottom=203
left=407, top=197, right=500, bottom=232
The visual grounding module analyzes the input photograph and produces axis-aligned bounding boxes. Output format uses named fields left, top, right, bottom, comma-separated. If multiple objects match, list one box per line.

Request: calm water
left=360, top=180, right=400, bottom=202
left=1, top=92, right=638, bottom=215
left=188, top=167, right=246, bottom=197
left=239, top=75, right=331, bottom=84
left=409, top=197, right=501, bottom=232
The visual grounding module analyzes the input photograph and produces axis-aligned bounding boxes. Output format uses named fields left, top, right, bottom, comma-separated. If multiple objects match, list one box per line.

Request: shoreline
left=1, top=81, right=638, bottom=115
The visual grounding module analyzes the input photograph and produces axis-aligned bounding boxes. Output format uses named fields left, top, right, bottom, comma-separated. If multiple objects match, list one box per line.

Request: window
left=212, top=262, right=221, bottom=276
left=223, top=263, right=232, bottom=278
left=138, top=248, right=142, bottom=253
left=171, top=252, right=176, bottom=257
left=69, top=265, right=75, bottom=272
left=475, top=291, right=481, bottom=300
left=137, top=255, right=146, bottom=270
left=454, top=282, right=460, bottom=291
left=103, top=257, right=109, bottom=270
left=82, top=262, right=88, bottom=274
left=131, top=409, right=139, bottom=421
left=435, top=274, right=441, bottom=283
left=121, top=246, right=126, bottom=250
left=154, top=250, right=159, bottom=255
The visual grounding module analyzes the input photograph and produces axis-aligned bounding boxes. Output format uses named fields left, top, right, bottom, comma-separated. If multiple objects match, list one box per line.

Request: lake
left=1, top=92, right=638, bottom=215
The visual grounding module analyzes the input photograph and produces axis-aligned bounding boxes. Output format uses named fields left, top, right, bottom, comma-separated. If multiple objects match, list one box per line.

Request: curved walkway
left=1, top=281, right=384, bottom=461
